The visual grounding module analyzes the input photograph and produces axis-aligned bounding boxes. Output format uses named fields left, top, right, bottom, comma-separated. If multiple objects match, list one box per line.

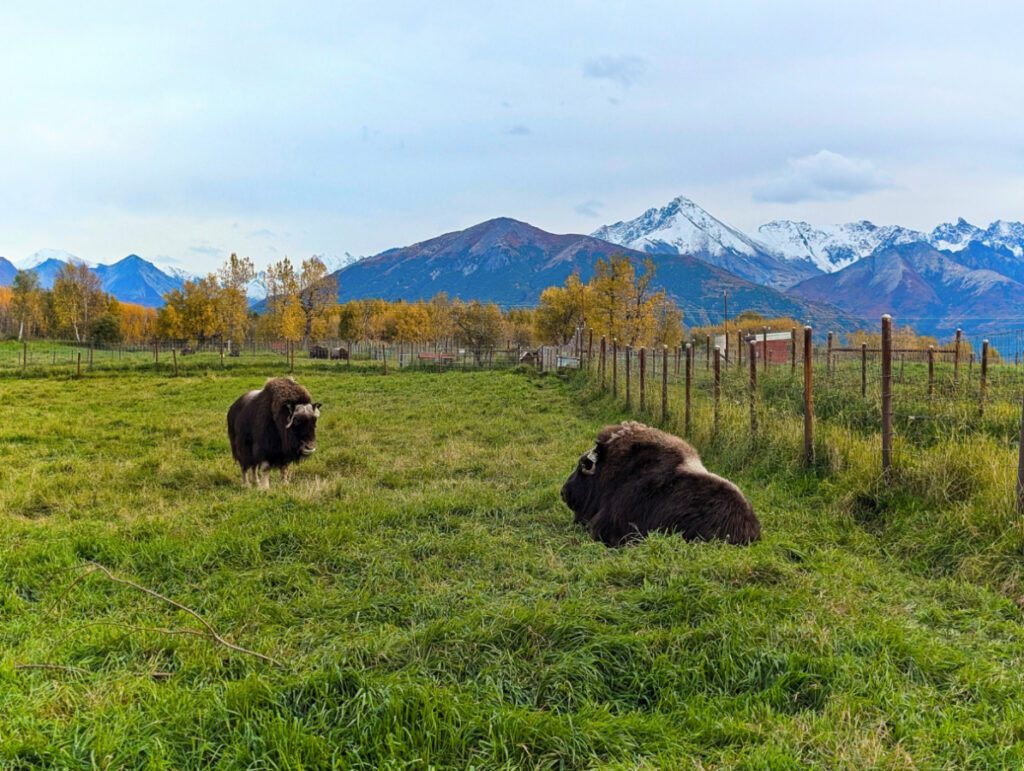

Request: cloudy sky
left=2, top=1, right=1023, bottom=272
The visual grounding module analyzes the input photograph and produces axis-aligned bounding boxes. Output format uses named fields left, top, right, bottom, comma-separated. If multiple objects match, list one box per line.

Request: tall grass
left=3, top=365, right=1024, bottom=766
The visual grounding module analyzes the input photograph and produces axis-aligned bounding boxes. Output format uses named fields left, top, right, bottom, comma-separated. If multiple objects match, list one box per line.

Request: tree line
left=1, top=253, right=688, bottom=350
left=0, top=264, right=157, bottom=343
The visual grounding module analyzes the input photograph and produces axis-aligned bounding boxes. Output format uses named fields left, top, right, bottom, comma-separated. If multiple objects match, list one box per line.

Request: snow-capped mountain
left=93, top=255, right=188, bottom=307
left=331, top=216, right=857, bottom=328
left=929, top=217, right=979, bottom=252
left=155, top=264, right=199, bottom=283
left=3, top=252, right=187, bottom=305
left=592, top=196, right=819, bottom=289
left=757, top=220, right=926, bottom=273
left=18, top=249, right=93, bottom=270
left=789, top=241, right=1024, bottom=336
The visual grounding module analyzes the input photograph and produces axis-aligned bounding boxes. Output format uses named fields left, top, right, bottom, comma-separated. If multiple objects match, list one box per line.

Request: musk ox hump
left=596, top=421, right=707, bottom=475
left=263, top=376, right=314, bottom=419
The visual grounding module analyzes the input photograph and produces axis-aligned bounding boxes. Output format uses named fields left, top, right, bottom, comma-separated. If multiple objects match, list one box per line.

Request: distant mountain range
left=0, top=251, right=190, bottom=307
left=7, top=196, right=1024, bottom=336
left=789, top=242, right=1024, bottom=337
left=590, top=196, right=1024, bottom=336
left=332, top=217, right=858, bottom=329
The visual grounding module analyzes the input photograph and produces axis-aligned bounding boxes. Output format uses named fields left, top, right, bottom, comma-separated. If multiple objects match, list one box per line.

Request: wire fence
left=0, top=337, right=545, bottom=378
left=578, top=318, right=1024, bottom=515
left=4, top=320, right=1024, bottom=513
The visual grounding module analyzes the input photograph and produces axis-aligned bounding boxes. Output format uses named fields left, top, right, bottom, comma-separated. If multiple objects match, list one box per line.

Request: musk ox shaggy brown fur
left=561, top=421, right=760, bottom=547
left=227, top=377, right=321, bottom=489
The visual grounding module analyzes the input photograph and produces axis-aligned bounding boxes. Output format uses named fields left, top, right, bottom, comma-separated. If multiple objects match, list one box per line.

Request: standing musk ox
left=561, top=421, right=760, bottom=547
left=227, top=377, right=321, bottom=489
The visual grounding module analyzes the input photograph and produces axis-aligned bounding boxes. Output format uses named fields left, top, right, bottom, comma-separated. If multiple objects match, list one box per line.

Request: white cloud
left=753, top=150, right=893, bottom=203
left=583, top=55, right=648, bottom=88
left=574, top=200, right=604, bottom=217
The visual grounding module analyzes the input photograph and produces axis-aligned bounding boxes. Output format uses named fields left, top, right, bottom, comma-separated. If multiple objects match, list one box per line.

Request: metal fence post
left=638, top=347, right=646, bottom=412
left=684, top=343, right=692, bottom=436
left=881, top=315, right=893, bottom=475
left=612, top=339, right=619, bottom=397
left=625, top=345, right=632, bottom=409
left=713, top=346, right=721, bottom=435
left=954, top=328, right=962, bottom=386
left=661, top=345, right=669, bottom=423
left=749, top=339, right=758, bottom=440
left=803, top=326, right=814, bottom=466
left=861, top=342, right=868, bottom=398
left=980, top=339, right=989, bottom=416
left=928, top=345, right=935, bottom=398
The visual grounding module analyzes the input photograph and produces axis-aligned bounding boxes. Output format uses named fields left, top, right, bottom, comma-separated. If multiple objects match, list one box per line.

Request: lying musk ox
left=227, top=377, right=321, bottom=488
left=561, top=421, right=760, bottom=546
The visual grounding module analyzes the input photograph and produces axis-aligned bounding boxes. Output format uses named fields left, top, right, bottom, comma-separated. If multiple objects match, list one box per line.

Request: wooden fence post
left=826, top=331, right=833, bottom=378
left=76, top=352, right=82, bottom=378
left=954, top=329, right=962, bottom=386
left=706, top=335, right=711, bottom=370
left=791, top=327, right=797, bottom=374
left=927, top=345, right=935, bottom=398
left=600, top=336, right=607, bottom=388
left=661, top=346, right=669, bottom=423
left=980, top=339, right=989, bottom=416
left=1017, top=397, right=1024, bottom=515
left=749, top=339, right=758, bottom=440
left=172, top=348, right=179, bottom=377
left=625, top=345, right=632, bottom=409
left=684, top=343, right=693, bottom=435
left=612, top=340, right=618, bottom=397
left=639, top=347, right=646, bottom=411
left=89, top=343, right=94, bottom=369
left=762, top=326, right=769, bottom=372
left=738, top=330, right=744, bottom=369
left=881, top=315, right=893, bottom=475
left=861, top=342, right=868, bottom=398
left=588, top=330, right=594, bottom=371
left=803, top=326, right=814, bottom=466
left=383, top=345, right=389, bottom=375
left=713, top=346, right=721, bottom=435
left=22, top=341, right=27, bottom=371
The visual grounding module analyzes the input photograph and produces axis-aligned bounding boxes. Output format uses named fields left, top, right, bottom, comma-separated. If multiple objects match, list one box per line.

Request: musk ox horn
left=580, top=446, right=599, bottom=475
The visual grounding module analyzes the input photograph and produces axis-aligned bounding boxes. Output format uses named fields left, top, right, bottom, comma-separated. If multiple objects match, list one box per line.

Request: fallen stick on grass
left=49, top=562, right=284, bottom=669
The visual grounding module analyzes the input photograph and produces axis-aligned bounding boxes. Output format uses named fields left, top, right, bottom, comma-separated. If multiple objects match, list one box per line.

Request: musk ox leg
left=280, top=466, right=292, bottom=484
left=587, top=509, right=626, bottom=547
left=256, top=461, right=271, bottom=490
left=241, top=467, right=251, bottom=487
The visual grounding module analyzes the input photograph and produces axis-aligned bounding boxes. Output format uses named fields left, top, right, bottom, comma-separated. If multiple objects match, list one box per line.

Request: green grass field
left=3, top=362, right=1024, bottom=768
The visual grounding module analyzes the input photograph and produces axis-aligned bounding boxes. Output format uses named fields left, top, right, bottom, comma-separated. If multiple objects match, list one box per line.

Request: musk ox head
left=265, top=377, right=322, bottom=457
left=561, top=421, right=693, bottom=525
left=280, top=401, right=321, bottom=456
left=561, top=421, right=759, bottom=546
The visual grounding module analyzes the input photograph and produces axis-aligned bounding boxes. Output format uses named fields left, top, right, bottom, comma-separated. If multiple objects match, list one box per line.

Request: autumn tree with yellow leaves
left=534, top=272, right=589, bottom=344
left=51, top=262, right=105, bottom=342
